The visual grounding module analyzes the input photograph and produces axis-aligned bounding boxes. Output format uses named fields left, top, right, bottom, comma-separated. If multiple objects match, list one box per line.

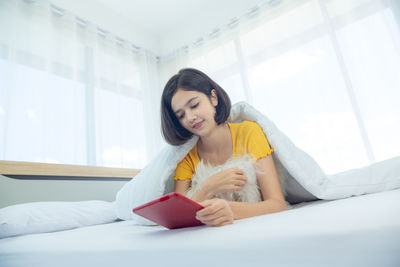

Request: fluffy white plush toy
left=185, top=154, right=262, bottom=202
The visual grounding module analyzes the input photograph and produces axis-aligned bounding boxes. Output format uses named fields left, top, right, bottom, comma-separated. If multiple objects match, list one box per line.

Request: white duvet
left=116, top=102, right=400, bottom=224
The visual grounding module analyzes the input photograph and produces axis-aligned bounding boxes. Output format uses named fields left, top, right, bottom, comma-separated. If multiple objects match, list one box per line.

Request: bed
left=1, top=188, right=399, bottom=267
left=1, top=101, right=400, bottom=266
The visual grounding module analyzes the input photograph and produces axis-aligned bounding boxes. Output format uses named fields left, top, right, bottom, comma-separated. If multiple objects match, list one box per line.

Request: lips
left=192, top=121, right=204, bottom=129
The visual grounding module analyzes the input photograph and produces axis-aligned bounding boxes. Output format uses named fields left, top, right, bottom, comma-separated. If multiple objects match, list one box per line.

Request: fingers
left=230, top=168, right=248, bottom=182
left=228, top=168, right=245, bottom=177
left=223, top=168, right=247, bottom=184
left=197, top=199, right=225, bottom=216
left=231, top=172, right=247, bottom=191
left=197, top=199, right=234, bottom=227
left=232, top=184, right=244, bottom=191
left=233, top=168, right=244, bottom=175
left=222, top=167, right=242, bottom=176
left=223, top=172, right=248, bottom=192
left=197, top=211, right=232, bottom=226
left=226, top=183, right=245, bottom=192
left=201, top=215, right=233, bottom=227
left=234, top=177, right=247, bottom=186
left=209, top=168, right=248, bottom=195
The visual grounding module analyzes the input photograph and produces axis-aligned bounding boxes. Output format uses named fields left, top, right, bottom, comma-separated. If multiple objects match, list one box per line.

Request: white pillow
left=0, top=200, right=117, bottom=238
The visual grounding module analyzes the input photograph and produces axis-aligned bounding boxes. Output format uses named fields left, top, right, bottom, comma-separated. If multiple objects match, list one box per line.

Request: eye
left=177, top=113, right=184, bottom=120
left=191, top=103, right=199, bottom=109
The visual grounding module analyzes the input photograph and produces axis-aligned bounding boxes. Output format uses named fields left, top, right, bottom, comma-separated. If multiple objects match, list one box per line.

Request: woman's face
left=171, top=88, right=218, bottom=137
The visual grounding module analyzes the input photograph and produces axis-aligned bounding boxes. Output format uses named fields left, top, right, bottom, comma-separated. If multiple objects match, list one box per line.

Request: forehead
left=171, top=89, right=205, bottom=111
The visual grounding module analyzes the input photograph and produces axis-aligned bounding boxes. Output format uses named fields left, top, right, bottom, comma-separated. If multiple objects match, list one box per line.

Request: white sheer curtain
left=1, top=0, right=399, bottom=173
left=158, top=0, right=400, bottom=174
left=0, top=0, right=160, bottom=168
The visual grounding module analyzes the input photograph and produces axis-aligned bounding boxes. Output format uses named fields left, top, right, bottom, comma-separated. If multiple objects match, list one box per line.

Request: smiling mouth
left=192, top=121, right=204, bottom=129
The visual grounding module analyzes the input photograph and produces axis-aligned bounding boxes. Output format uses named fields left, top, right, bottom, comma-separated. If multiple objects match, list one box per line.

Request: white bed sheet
left=1, top=189, right=399, bottom=267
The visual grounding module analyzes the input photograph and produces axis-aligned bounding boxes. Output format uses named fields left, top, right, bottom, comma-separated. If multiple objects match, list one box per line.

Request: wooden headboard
left=0, top=160, right=140, bottom=180
left=0, top=160, right=140, bottom=208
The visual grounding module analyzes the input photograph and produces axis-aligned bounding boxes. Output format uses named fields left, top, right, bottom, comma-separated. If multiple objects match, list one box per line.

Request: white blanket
left=116, top=102, right=400, bottom=224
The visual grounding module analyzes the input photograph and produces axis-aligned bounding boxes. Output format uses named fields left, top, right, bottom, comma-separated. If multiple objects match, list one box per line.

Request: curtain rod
left=21, top=0, right=158, bottom=60
left=158, top=0, right=284, bottom=63
left=21, top=0, right=284, bottom=63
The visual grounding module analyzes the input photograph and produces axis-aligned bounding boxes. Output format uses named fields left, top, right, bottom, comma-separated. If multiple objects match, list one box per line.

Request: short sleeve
left=247, top=122, right=274, bottom=160
left=172, top=155, right=195, bottom=181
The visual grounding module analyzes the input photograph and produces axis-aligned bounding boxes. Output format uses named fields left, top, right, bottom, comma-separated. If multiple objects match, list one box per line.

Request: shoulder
left=229, top=121, right=267, bottom=144
left=182, top=144, right=198, bottom=163
left=230, top=120, right=272, bottom=159
left=180, top=143, right=201, bottom=170
left=230, top=120, right=263, bottom=133
left=173, top=144, right=199, bottom=180
left=242, top=120, right=261, bottom=129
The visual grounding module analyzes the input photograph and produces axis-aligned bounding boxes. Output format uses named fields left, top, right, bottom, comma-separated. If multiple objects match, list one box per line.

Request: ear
left=210, top=89, right=218, bottom=107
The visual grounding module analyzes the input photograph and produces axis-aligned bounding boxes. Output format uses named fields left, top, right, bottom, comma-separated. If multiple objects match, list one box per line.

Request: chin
left=196, top=122, right=217, bottom=137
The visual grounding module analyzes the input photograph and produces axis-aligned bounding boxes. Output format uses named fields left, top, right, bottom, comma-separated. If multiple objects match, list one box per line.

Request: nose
left=186, top=110, right=197, bottom=123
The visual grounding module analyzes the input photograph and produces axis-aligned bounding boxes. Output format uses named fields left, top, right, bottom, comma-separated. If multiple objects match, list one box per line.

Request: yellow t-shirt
left=172, top=120, right=274, bottom=181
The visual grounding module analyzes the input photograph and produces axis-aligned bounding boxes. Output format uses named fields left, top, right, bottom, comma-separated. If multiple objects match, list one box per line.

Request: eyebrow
left=174, top=97, right=198, bottom=114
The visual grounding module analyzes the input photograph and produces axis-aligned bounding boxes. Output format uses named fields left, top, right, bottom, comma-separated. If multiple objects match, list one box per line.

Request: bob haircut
left=161, top=68, right=231, bottom=146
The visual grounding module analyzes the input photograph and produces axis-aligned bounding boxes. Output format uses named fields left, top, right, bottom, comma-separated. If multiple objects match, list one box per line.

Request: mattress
left=1, top=189, right=399, bottom=267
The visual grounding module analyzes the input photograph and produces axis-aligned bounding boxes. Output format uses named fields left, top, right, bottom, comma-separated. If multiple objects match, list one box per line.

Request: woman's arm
left=174, top=168, right=248, bottom=203
left=174, top=179, right=214, bottom=202
left=196, top=155, right=287, bottom=226
left=174, top=179, right=191, bottom=195
left=230, top=154, right=287, bottom=219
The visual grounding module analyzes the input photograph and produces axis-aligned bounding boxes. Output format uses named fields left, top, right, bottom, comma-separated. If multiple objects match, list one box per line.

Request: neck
left=198, top=123, right=230, bottom=153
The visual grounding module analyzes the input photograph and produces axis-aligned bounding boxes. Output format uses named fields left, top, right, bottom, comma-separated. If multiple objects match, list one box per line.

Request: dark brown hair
left=161, top=68, right=231, bottom=145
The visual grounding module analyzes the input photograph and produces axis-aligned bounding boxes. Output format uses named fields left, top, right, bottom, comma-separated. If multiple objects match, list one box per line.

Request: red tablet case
left=132, top=192, right=205, bottom=229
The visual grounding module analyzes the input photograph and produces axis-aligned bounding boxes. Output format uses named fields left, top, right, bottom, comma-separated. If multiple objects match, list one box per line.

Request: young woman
left=161, top=68, right=287, bottom=227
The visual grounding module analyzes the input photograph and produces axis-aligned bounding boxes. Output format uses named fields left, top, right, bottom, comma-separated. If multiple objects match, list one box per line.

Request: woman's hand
left=196, top=198, right=234, bottom=227
left=204, top=168, right=247, bottom=196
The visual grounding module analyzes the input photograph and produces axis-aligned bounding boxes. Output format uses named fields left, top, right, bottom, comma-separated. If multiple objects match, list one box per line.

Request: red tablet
left=132, top=192, right=205, bottom=229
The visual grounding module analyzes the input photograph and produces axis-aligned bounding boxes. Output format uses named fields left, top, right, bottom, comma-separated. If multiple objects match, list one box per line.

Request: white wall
left=0, top=175, right=127, bottom=208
